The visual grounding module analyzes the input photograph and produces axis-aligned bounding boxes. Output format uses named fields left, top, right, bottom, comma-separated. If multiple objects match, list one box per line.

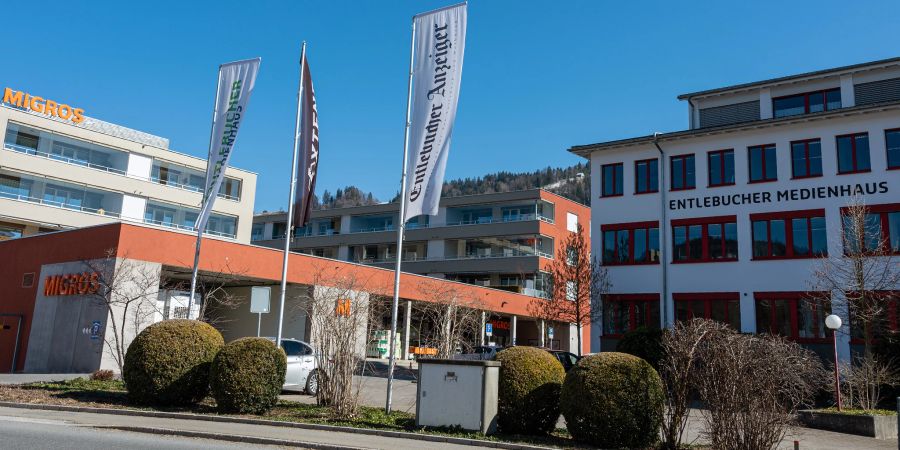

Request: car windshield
left=281, top=340, right=302, bottom=356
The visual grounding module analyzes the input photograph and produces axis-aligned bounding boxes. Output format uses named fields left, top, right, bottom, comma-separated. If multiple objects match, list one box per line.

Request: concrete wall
left=212, top=285, right=309, bottom=344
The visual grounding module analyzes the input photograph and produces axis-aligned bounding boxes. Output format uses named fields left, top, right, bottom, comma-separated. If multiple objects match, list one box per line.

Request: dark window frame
left=840, top=202, right=900, bottom=255
left=601, top=162, right=624, bottom=198
left=670, top=153, right=696, bottom=191
left=772, top=88, right=841, bottom=118
left=790, top=138, right=823, bottom=179
left=707, top=149, right=735, bottom=187
left=836, top=132, right=871, bottom=175
left=671, top=215, right=738, bottom=263
left=887, top=128, right=900, bottom=170
left=634, top=158, right=659, bottom=194
left=673, top=292, right=741, bottom=329
left=754, top=291, right=831, bottom=344
left=748, top=144, right=778, bottom=183
left=750, top=209, right=828, bottom=260
left=601, top=221, right=660, bottom=266
left=602, top=293, right=660, bottom=338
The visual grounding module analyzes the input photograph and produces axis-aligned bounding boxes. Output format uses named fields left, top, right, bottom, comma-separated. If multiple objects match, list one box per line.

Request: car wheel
left=305, top=370, right=319, bottom=396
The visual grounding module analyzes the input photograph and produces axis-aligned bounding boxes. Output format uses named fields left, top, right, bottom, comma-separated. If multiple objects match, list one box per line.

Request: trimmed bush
left=90, top=369, right=115, bottom=381
left=123, top=319, right=224, bottom=406
left=210, top=337, right=287, bottom=414
left=561, top=352, right=664, bottom=448
left=616, top=326, right=664, bottom=368
left=496, top=346, right=565, bottom=435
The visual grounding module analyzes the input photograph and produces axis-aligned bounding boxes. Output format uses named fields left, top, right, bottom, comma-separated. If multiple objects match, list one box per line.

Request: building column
left=403, top=300, right=412, bottom=360
left=480, top=311, right=486, bottom=346
left=539, top=320, right=545, bottom=347
left=511, top=315, right=517, bottom=346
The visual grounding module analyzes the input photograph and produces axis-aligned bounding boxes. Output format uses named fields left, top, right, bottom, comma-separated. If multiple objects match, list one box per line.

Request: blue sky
left=2, top=1, right=898, bottom=212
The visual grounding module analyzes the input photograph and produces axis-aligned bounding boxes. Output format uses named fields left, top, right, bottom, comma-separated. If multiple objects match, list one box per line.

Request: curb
left=0, top=402, right=550, bottom=450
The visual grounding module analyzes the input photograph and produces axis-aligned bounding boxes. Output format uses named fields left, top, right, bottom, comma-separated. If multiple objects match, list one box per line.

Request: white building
left=571, top=58, right=900, bottom=360
left=0, top=87, right=257, bottom=243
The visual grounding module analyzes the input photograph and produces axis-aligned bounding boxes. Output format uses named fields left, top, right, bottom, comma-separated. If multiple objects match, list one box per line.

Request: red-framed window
left=748, top=144, right=777, bottom=183
left=707, top=149, right=735, bottom=187
left=673, top=292, right=741, bottom=330
left=602, top=294, right=660, bottom=337
left=790, top=139, right=823, bottom=179
left=601, top=221, right=660, bottom=265
left=841, top=203, right=900, bottom=254
left=601, top=163, right=624, bottom=197
left=634, top=158, right=659, bottom=194
left=773, top=88, right=841, bottom=118
left=672, top=215, right=738, bottom=263
left=754, top=292, right=830, bottom=343
left=887, top=128, right=900, bottom=170
left=670, top=154, right=695, bottom=191
left=836, top=133, right=871, bottom=174
left=750, top=209, right=827, bottom=259
left=850, top=291, right=900, bottom=344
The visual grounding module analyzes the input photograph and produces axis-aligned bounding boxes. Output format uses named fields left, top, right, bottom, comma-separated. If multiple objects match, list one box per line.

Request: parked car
left=545, top=349, right=581, bottom=372
left=267, top=338, right=319, bottom=395
left=456, top=345, right=504, bottom=360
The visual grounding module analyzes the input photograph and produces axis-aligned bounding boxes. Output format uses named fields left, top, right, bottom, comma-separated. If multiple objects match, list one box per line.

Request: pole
left=257, top=312, right=262, bottom=338
left=189, top=70, right=225, bottom=306
left=833, top=329, right=842, bottom=411
left=276, top=42, right=307, bottom=349
left=386, top=18, right=416, bottom=414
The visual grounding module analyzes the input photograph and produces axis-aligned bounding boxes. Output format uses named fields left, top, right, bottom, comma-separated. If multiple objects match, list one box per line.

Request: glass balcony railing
left=0, top=190, right=122, bottom=217
left=5, top=142, right=128, bottom=176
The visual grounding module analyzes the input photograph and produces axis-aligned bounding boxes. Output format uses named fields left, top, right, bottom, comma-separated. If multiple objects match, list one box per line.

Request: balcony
left=0, top=170, right=124, bottom=217
left=144, top=201, right=237, bottom=239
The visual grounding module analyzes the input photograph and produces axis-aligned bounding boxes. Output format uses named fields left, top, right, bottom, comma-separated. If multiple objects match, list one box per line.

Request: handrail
left=0, top=190, right=122, bottom=217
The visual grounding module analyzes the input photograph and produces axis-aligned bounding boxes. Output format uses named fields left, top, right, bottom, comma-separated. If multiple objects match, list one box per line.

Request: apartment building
left=570, top=57, right=900, bottom=359
left=252, top=189, right=590, bottom=300
left=0, top=88, right=257, bottom=243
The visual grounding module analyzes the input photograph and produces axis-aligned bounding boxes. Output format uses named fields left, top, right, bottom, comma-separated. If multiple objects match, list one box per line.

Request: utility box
left=416, top=359, right=500, bottom=434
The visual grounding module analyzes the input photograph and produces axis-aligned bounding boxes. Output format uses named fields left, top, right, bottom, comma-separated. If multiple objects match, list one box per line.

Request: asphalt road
left=0, top=414, right=286, bottom=450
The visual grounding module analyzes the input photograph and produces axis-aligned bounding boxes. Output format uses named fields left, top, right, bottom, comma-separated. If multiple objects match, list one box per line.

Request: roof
left=678, top=56, right=900, bottom=100
left=568, top=99, right=900, bottom=158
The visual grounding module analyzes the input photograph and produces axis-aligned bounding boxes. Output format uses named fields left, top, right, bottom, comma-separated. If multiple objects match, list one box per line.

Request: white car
left=270, top=338, right=319, bottom=395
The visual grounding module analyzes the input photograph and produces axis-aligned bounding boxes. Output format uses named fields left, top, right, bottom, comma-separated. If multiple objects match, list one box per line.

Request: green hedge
left=561, top=352, right=664, bottom=448
left=210, top=337, right=287, bottom=414
left=123, top=319, right=224, bottom=406
left=496, top=346, right=565, bottom=435
left=616, top=326, right=664, bottom=368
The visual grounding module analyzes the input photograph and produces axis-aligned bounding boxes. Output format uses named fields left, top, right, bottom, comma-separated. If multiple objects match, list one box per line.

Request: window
left=272, top=222, right=287, bottom=239
left=842, top=203, right=900, bottom=254
left=672, top=216, right=737, bottom=263
left=748, top=144, right=777, bottom=182
left=790, top=139, right=822, bottom=178
left=601, top=221, right=660, bottom=265
left=0, top=222, right=24, bottom=241
left=751, top=210, right=827, bottom=259
left=773, top=88, right=841, bottom=118
left=755, top=292, right=829, bottom=342
left=674, top=293, right=741, bottom=329
left=0, top=174, right=34, bottom=199
left=634, top=158, right=658, bottom=194
left=836, top=133, right=871, bottom=174
left=670, top=154, right=695, bottom=190
left=707, top=149, right=734, bottom=187
left=888, top=129, right=900, bottom=170
left=602, top=294, right=659, bottom=337
left=566, top=212, right=578, bottom=232
left=850, top=292, right=900, bottom=343
left=251, top=223, right=264, bottom=241
left=218, top=177, right=242, bottom=200
left=601, top=163, right=623, bottom=197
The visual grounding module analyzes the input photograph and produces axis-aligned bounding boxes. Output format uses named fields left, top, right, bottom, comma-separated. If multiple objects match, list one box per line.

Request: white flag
left=403, top=3, right=466, bottom=222
left=196, top=58, right=261, bottom=233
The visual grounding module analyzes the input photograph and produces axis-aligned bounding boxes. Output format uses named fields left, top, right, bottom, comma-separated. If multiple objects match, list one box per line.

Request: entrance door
left=0, top=315, right=23, bottom=373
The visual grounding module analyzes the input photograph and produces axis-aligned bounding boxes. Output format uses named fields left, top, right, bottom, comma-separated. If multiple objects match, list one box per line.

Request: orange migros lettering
left=43, top=272, right=100, bottom=297
left=2, top=87, right=85, bottom=124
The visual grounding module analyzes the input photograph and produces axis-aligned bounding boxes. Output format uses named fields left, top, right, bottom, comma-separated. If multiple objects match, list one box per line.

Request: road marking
left=0, top=414, right=74, bottom=426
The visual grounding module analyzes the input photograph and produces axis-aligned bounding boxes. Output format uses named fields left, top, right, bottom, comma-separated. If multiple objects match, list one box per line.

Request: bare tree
left=832, top=355, right=900, bottom=410
left=693, top=323, right=824, bottom=450
left=659, top=319, right=719, bottom=450
left=298, top=260, right=383, bottom=418
left=529, top=223, right=607, bottom=355
left=415, top=278, right=485, bottom=358
left=164, top=259, right=250, bottom=330
left=810, top=197, right=900, bottom=359
left=80, top=249, right=163, bottom=374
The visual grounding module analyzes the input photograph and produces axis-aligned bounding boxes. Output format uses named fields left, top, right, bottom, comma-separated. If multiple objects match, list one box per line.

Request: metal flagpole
left=386, top=18, right=416, bottom=414
left=189, top=66, right=226, bottom=307
left=276, top=42, right=307, bottom=348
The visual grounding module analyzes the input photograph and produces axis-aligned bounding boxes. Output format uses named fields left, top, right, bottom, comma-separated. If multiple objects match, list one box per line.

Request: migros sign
left=43, top=272, right=100, bottom=296
left=3, top=87, right=85, bottom=124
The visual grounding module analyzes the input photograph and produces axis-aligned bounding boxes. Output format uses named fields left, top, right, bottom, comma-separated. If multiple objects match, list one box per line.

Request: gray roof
left=678, top=56, right=900, bottom=100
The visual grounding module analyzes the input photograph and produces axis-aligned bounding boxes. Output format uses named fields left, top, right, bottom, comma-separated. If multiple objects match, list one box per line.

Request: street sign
left=90, top=321, right=101, bottom=340
left=548, top=326, right=554, bottom=340
left=485, top=323, right=493, bottom=337
left=250, top=286, right=271, bottom=313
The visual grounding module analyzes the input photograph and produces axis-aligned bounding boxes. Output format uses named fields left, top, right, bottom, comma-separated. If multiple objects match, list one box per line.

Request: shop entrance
left=0, top=314, right=23, bottom=373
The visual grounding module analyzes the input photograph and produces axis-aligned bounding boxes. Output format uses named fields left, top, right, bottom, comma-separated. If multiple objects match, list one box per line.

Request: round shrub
left=561, top=352, right=664, bottom=448
left=616, top=326, right=664, bottom=368
left=210, top=337, right=287, bottom=414
left=496, top=346, right=565, bottom=435
left=123, top=319, right=224, bottom=406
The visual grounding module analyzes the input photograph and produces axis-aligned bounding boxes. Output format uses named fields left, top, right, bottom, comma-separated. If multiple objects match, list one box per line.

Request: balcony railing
left=446, top=214, right=554, bottom=226
left=4, top=142, right=241, bottom=201
left=0, top=190, right=121, bottom=217
left=350, top=249, right=549, bottom=264
left=142, top=217, right=236, bottom=239
left=350, top=225, right=394, bottom=233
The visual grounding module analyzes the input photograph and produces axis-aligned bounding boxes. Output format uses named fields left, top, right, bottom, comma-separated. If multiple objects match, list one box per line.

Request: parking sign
left=485, top=323, right=493, bottom=337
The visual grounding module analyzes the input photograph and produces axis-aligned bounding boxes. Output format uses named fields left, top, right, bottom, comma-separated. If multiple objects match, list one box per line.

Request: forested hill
left=306, top=163, right=591, bottom=211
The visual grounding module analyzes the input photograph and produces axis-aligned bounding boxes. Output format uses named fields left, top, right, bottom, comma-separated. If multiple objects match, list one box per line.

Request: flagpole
left=386, top=18, right=416, bottom=415
left=276, top=42, right=307, bottom=348
left=189, top=66, right=226, bottom=307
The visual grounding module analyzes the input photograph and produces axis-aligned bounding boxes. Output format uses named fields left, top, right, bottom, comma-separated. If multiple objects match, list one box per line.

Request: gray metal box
left=416, top=359, right=500, bottom=434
